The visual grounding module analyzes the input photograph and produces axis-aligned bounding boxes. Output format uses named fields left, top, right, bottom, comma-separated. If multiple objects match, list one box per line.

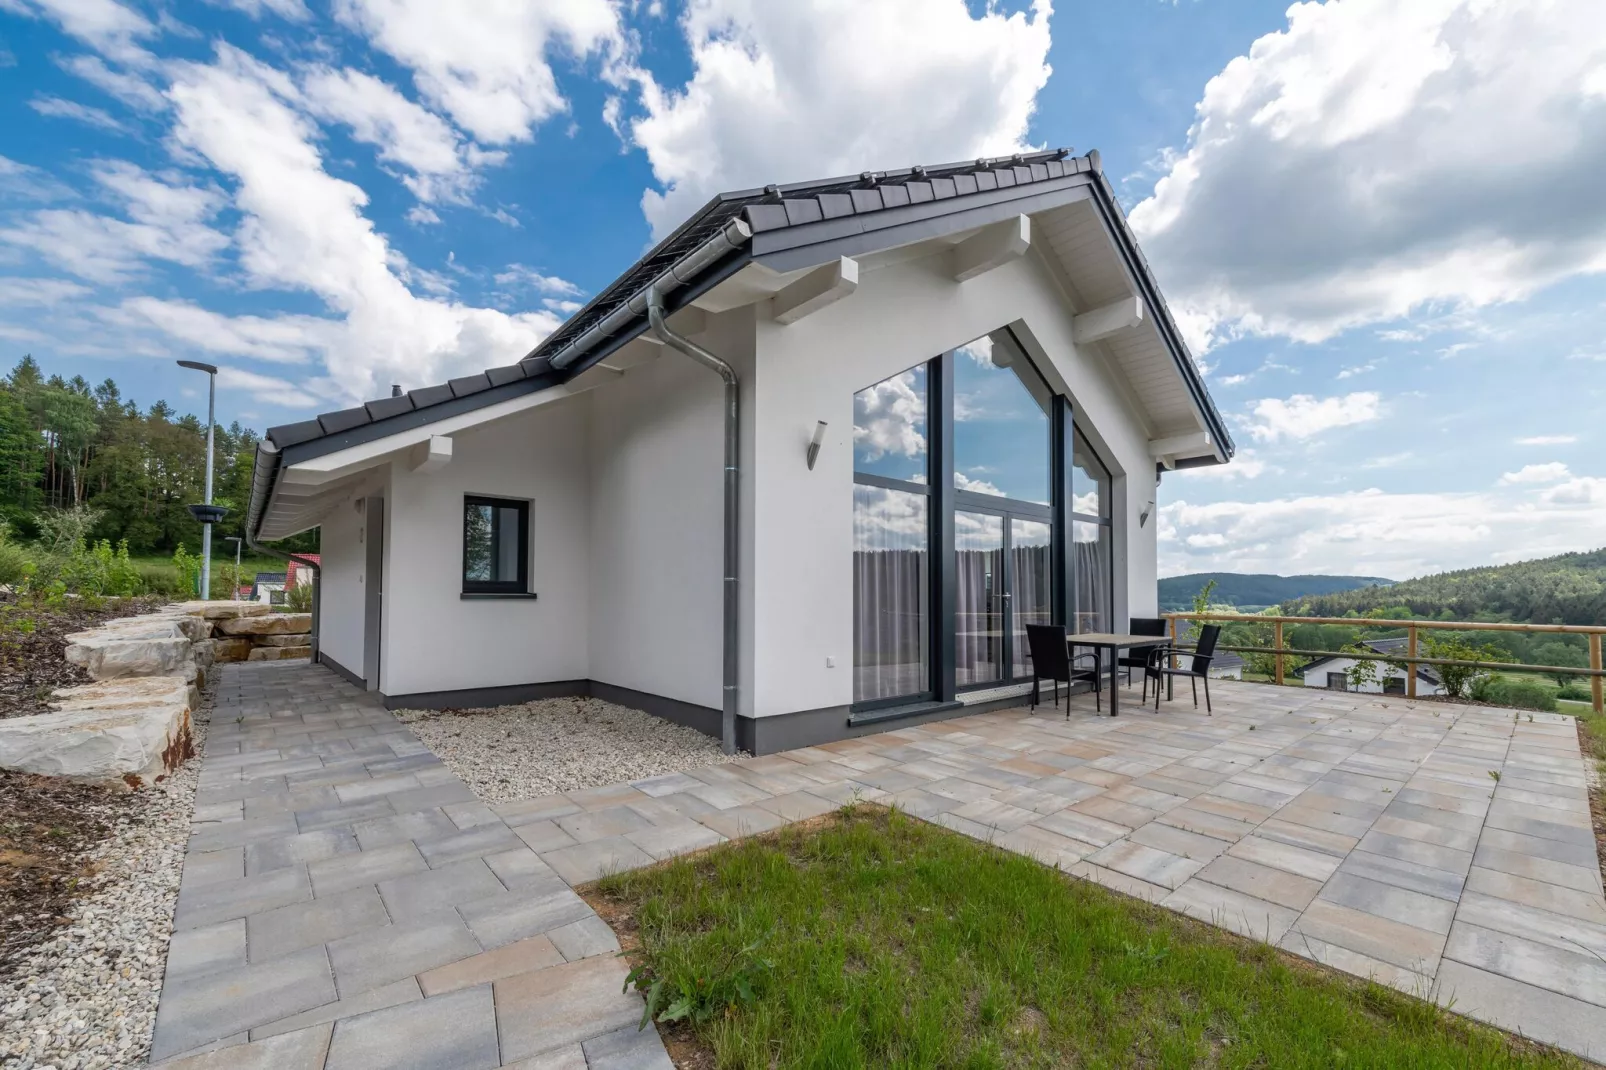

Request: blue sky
left=1, top=0, right=1603, bottom=580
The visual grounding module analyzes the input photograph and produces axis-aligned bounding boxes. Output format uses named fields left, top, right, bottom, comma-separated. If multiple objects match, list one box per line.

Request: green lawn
left=591, top=806, right=1580, bottom=1069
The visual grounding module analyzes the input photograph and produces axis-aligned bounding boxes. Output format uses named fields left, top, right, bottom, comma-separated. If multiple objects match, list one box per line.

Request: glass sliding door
left=852, top=363, right=932, bottom=705
left=1071, top=431, right=1113, bottom=633
left=954, top=510, right=1005, bottom=687
left=1010, top=518, right=1053, bottom=678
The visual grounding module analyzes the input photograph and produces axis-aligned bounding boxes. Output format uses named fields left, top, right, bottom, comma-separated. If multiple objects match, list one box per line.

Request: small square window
left=463, top=496, right=529, bottom=594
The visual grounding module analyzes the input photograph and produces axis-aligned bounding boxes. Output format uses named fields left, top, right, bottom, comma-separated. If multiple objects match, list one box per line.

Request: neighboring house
left=1299, top=637, right=1445, bottom=696
left=1210, top=652, right=1244, bottom=680
left=244, top=149, right=1235, bottom=754
left=250, top=571, right=287, bottom=604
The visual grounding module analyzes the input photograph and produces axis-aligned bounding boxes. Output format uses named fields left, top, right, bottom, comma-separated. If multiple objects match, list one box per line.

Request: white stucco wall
left=587, top=339, right=736, bottom=711
left=378, top=394, right=592, bottom=696
left=747, top=248, right=1160, bottom=719
left=316, top=499, right=366, bottom=677
left=1302, top=658, right=1445, bottom=695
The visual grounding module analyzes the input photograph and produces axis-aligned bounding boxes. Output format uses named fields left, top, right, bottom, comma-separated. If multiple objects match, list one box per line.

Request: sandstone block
left=51, top=676, right=199, bottom=715
left=217, top=613, right=312, bottom=636
left=171, top=600, right=271, bottom=620
left=253, top=632, right=314, bottom=647
left=247, top=645, right=313, bottom=661
left=213, top=638, right=253, bottom=662
left=0, top=704, right=192, bottom=783
left=65, top=635, right=196, bottom=682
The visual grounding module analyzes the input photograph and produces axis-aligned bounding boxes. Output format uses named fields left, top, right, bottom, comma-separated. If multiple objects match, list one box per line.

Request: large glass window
left=853, top=365, right=931, bottom=703
left=463, top=496, right=529, bottom=595
left=955, top=511, right=1004, bottom=686
left=1010, top=518, right=1053, bottom=678
left=1070, top=431, right=1112, bottom=633
left=952, top=331, right=1051, bottom=505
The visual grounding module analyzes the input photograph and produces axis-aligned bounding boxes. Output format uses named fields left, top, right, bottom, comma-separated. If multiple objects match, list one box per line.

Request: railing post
left=1170, top=615, right=1180, bottom=670
left=1592, top=633, right=1603, bottom=715
left=1407, top=625, right=1418, bottom=699
left=1273, top=620, right=1285, bottom=686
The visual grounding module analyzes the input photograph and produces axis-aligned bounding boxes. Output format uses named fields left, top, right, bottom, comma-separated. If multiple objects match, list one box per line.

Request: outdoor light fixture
left=806, top=420, right=828, bottom=470
left=1139, top=499, right=1155, bottom=527
left=177, top=360, right=220, bottom=599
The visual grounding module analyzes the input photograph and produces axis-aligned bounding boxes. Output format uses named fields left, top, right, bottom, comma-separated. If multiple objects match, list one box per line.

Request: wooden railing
left=1159, top=612, right=1606, bottom=715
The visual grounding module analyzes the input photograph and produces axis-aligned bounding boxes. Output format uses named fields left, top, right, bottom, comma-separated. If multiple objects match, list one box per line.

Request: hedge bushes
left=1471, top=673, right=1559, bottom=712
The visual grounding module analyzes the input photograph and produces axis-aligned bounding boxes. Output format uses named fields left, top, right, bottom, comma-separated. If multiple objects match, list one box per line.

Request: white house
left=1209, top=652, right=1244, bottom=680
left=243, top=150, right=1234, bottom=754
left=1299, top=637, right=1445, bottom=696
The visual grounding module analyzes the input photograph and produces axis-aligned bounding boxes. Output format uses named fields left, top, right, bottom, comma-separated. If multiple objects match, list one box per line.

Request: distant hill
left=1159, top=573, right=1393, bottom=611
left=1286, top=548, right=1606, bottom=626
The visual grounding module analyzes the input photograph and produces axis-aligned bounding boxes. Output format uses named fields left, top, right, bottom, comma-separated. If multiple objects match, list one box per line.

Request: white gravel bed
left=397, top=695, right=744, bottom=803
left=0, top=716, right=206, bottom=1070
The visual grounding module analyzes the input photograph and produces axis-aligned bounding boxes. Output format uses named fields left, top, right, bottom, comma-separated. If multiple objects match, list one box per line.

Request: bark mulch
left=0, top=594, right=163, bottom=720
left=0, top=770, right=133, bottom=982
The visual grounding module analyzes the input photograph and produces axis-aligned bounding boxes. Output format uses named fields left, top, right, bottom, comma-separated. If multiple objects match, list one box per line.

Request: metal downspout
left=244, top=439, right=322, bottom=658
left=646, top=287, right=739, bottom=756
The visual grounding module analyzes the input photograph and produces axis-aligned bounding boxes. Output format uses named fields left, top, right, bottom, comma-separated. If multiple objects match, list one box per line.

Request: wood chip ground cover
left=588, top=806, right=1585, bottom=1070
left=0, top=594, right=164, bottom=720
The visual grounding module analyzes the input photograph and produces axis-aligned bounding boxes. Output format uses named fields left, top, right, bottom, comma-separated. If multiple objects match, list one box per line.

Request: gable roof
left=1299, top=637, right=1442, bottom=684
left=248, top=148, right=1232, bottom=541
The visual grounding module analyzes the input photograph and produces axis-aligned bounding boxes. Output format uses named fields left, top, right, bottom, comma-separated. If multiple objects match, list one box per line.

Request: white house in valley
left=1298, top=637, right=1446, bottom=696
left=244, top=150, right=1234, bottom=754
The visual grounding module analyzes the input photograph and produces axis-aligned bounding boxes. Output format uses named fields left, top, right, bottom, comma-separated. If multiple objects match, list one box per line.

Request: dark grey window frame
left=461, top=495, right=533, bottom=598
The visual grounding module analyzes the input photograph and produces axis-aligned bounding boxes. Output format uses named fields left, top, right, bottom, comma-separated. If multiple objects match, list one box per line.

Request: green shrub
left=0, top=522, right=33, bottom=588
left=1558, top=682, right=1593, bottom=702
left=1471, top=673, right=1558, bottom=712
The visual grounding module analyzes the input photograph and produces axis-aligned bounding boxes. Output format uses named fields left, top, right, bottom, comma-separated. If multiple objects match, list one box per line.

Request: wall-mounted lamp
left=806, top=420, right=828, bottom=470
left=1139, top=499, right=1155, bottom=527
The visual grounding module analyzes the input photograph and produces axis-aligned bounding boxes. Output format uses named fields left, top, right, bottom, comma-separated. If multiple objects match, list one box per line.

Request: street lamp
left=177, top=360, right=221, bottom=600
left=224, top=535, right=243, bottom=600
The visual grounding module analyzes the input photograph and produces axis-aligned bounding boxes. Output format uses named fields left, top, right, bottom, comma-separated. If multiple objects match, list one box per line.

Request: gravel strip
left=397, top=696, right=744, bottom=802
left=0, top=712, right=206, bottom=1070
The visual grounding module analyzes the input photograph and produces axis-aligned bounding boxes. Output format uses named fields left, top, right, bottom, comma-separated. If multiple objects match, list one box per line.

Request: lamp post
left=224, top=536, right=242, bottom=600
left=177, top=360, right=220, bottom=600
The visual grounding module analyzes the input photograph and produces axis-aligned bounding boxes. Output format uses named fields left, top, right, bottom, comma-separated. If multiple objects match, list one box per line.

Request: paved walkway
left=150, top=662, right=668, bottom=1069
left=153, top=663, right=1606, bottom=1065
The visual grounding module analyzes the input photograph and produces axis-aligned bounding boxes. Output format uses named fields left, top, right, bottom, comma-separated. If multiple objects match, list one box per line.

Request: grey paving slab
left=582, top=1025, right=676, bottom=1070
left=326, top=909, right=484, bottom=998
left=458, top=887, right=596, bottom=950
left=378, top=858, right=507, bottom=920
left=172, top=863, right=311, bottom=930
left=308, top=840, right=429, bottom=897
left=152, top=1023, right=333, bottom=1069
left=247, top=885, right=391, bottom=961
left=494, top=956, right=646, bottom=1062
left=325, top=984, right=500, bottom=1070
left=150, top=943, right=336, bottom=1061
left=164, top=919, right=246, bottom=981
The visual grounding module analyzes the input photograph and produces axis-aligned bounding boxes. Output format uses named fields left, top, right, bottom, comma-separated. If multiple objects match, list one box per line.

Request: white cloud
left=0, top=276, right=91, bottom=304
left=1515, top=434, right=1578, bottom=446
left=1171, top=447, right=1269, bottom=481
left=109, top=297, right=333, bottom=363
left=30, top=94, right=127, bottom=131
left=0, top=161, right=228, bottom=282
left=405, top=205, right=440, bottom=225
left=1498, top=462, right=1570, bottom=486
left=210, top=0, right=310, bottom=20
left=1216, top=373, right=1250, bottom=387
left=627, top=0, right=1053, bottom=238
left=1541, top=477, right=1606, bottom=505
left=1335, top=362, right=1374, bottom=380
left=215, top=365, right=319, bottom=407
left=300, top=66, right=494, bottom=204
left=853, top=368, right=925, bottom=462
left=1244, top=391, right=1380, bottom=442
left=9, top=0, right=158, bottom=65
left=1130, top=0, right=1606, bottom=351
left=1160, top=485, right=1606, bottom=578
left=0, top=154, right=78, bottom=201
left=332, top=0, right=625, bottom=144
left=58, top=54, right=167, bottom=110
left=954, top=471, right=1003, bottom=496
left=160, top=44, right=561, bottom=401
left=493, top=265, right=582, bottom=296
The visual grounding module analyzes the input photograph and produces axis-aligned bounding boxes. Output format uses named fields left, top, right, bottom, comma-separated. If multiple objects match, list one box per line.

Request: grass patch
left=590, top=805, right=1581, bottom=1069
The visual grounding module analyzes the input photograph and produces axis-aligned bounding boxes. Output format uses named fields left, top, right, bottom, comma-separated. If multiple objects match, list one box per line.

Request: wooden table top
left=1068, top=633, right=1171, bottom=648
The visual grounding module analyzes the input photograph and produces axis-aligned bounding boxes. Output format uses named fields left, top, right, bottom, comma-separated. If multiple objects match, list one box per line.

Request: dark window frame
left=462, top=495, right=531, bottom=596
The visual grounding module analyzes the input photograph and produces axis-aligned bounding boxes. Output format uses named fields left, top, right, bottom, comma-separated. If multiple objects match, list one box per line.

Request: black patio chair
left=1149, top=623, right=1221, bottom=714
left=1119, top=617, right=1169, bottom=691
left=1025, top=624, right=1100, bottom=716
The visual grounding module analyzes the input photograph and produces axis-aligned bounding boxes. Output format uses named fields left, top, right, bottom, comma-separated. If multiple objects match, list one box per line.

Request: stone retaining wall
left=0, top=601, right=313, bottom=785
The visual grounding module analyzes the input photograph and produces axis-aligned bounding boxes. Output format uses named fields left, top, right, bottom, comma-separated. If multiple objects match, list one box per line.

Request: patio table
left=1068, top=633, right=1171, bottom=718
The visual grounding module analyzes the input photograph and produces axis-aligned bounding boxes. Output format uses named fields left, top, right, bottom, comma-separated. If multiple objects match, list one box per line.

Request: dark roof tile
left=927, top=178, right=954, bottom=200
left=267, top=418, right=326, bottom=449
left=975, top=170, right=998, bottom=192
left=907, top=182, right=933, bottom=204
left=782, top=198, right=823, bottom=226
left=364, top=395, right=414, bottom=421
left=484, top=364, right=525, bottom=386
left=408, top=384, right=453, bottom=408
left=817, top=193, right=854, bottom=219
left=317, top=406, right=371, bottom=435
left=849, top=188, right=884, bottom=213
left=953, top=173, right=978, bottom=195
left=745, top=204, right=790, bottom=232
left=449, top=374, right=492, bottom=398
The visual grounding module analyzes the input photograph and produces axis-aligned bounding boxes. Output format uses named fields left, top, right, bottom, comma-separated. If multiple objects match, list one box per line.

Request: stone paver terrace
left=152, top=662, right=1606, bottom=1065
